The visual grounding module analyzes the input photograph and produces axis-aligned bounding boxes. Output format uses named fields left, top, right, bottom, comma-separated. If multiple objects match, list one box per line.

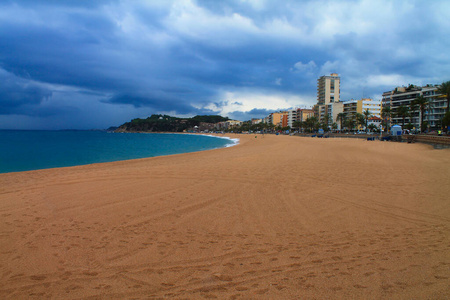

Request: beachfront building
left=298, top=108, right=315, bottom=122
left=215, top=120, right=243, bottom=130
left=315, top=73, right=341, bottom=124
left=382, top=84, right=445, bottom=131
left=287, top=109, right=298, bottom=128
left=343, top=98, right=381, bottom=130
left=317, top=73, right=340, bottom=105
left=267, top=112, right=289, bottom=127
left=327, top=102, right=344, bottom=130
left=343, top=98, right=381, bottom=117
left=251, top=118, right=262, bottom=125
left=368, top=116, right=382, bottom=130
left=287, top=108, right=315, bottom=128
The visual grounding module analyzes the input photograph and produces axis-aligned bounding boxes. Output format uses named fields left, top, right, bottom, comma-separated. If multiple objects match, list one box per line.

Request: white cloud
left=366, top=74, right=423, bottom=88
left=319, top=60, right=340, bottom=76
left=293, top=60, right=317, bottom=73
left=204, top=88, right=315, bottom=118
left=165, top=0, right=259, bottom=47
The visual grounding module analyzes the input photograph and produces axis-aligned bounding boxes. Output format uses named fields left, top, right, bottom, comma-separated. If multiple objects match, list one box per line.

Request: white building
left=382, top=84, right=446, bottom=130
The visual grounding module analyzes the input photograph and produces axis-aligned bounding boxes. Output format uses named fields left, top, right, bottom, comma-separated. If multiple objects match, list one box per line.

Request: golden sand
left=0, top=134, right=449, bottom=299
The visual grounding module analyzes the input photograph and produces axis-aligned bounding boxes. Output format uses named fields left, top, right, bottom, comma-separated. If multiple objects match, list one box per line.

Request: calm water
left=0, top=131, right=237, bottom=174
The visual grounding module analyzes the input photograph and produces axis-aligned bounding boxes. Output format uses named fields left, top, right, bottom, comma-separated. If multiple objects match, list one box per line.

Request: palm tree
left=437, top=81, right=450, bottom=112
left=414, top=95, right=430, bottom=133
left=322, top=115, right=330, bottom=131
left=363, top=109, right=372, bottom=133
left=344, top=118, right=354, bottom=132
left=300, top=121, right=307, bottom=133
left=409, top=101, right=418, bottom=128
left=395, top=105, right=410, bottom=128
left=292, top=121, right=302, bottom=132
left=355, top=113, right=365, bottom=131
left=337, top=112, right=345, bottom=132
left=305, top=116, right=318, bottom=132
left=332, top=122, right=338, bottom=131
left=381, top=106, right=392, bottom=132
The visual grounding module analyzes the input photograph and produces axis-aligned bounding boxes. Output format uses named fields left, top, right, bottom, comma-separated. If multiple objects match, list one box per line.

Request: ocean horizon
left=0, top=130, right=238, bottom=174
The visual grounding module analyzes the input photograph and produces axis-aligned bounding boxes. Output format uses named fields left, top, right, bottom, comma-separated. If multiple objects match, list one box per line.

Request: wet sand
left=0, top=134, right=449, bottom=299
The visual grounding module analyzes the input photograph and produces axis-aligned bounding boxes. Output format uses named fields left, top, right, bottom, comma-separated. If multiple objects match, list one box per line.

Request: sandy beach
left=0, top=134, right=449, bottom=299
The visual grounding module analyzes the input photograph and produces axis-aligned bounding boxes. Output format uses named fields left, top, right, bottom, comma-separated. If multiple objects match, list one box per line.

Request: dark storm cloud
left=0, top=0, right=449, bottom=129
left=0, top=70, right=52, bottom=115
left=106, top=92, right=200, bottom=115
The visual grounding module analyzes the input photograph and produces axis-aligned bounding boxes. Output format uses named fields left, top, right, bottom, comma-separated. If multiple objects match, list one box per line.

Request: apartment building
left=343, top=98, right=381, bottom=118
left=267, top=112, right=289, bottom=127
left=287, top=108, right=315, bottom=128
left=327, top=102, right=344, bottom=129
left=315, top=73, right=340, bottom=124
left=298, top=108, right=315, bottom=122
left=317, top=73, right=340, bottom=105
left=342, top=98, right=381, bottom=130
left=215, top=120, right=243, bottom=130
left=382, top=84, right=445, bottom=130
left=287, top=109, right=298, bottom=128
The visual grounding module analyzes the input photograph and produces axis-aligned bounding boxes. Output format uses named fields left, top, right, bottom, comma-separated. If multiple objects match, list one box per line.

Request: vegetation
left=409, top=100, right=417, bottom=126
left=413, top=95, right=430, bottom=132
left=116, top=114, right=229, bottom=132
left=363, top=109, right=372, bottom=132
left=368, top=124, right=379, bottom=132
left=442, top=111, right=450, bottom=130
left=355, top=113, right=365, bottom=131
left=381, top=106, right=391, bottom=132
left=337, top=112, right=345, bottom=131
left=395, top=105, right=410, bottom=128
left=437, top=81, right=450, bottom=112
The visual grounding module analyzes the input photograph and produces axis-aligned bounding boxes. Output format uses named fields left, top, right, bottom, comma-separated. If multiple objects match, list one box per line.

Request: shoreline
left=0, top=135, right=449, bottom=299
left=0, top=131, right=238, bottom=175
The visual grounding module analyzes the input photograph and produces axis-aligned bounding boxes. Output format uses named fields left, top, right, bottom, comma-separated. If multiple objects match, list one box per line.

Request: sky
left=0, top=0, right=449, bottom=129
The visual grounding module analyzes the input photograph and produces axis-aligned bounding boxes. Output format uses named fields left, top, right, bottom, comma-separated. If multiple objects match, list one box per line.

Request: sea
left=0, top=130, right=238, bottom=174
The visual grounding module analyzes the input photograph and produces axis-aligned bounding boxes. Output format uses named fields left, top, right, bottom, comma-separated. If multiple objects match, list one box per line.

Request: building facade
left=342, top=98, right=381, bottom=130
left=327, top=102, right=344, bottom=130
left=315, top=73, right=340, bottom=124
left=215, top=120, right=242, bottom=130
left=267, top=112, right=289, bottom=127
left=287, top=108, right=315, bottom=128
left=382, top=84, right=445, bottom=131
left=317, top=73, right=340, bottom=105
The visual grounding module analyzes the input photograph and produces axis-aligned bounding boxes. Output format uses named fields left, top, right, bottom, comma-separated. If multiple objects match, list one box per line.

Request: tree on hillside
left=437, top=81, right=450, bottom=112
left=363, top=109, right=372, bottom=133
left=395, top=105, right=410, bottom=128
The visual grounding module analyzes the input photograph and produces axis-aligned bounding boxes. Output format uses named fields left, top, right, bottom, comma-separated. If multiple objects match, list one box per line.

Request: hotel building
left=343, top=98, right=381, bottom=130
left=315, top=73, right=340, bottom=125
left=382, top=84, right=445, bottom=131
left=287, top=108, right=315, bottom=128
